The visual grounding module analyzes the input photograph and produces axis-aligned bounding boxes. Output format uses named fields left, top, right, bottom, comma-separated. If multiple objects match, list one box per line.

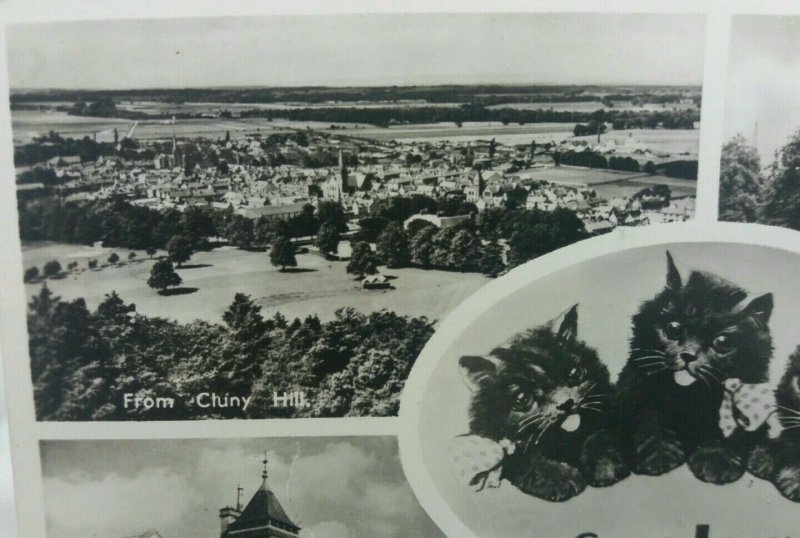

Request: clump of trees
left=166, top=235, right=193, bottom=267
left=147, top=259, right=182, bottom=293
left=573, top=121, right=607, bottom=137
left=24, top=266, right=40, bottom=283
left=43, top=260, right=62, bottom=277
left=553, top=149, right=696, bottom=179
left=720, top=130, right=800, bottom=231
left=270, top=236, right=297, bottom=271
left=347, top=242, right=379, bottom=277
left=376, top=222, right=410, bottom=268
left=315, top=221, right=340, bottom=259
left=27, top=288, right=435, bottom=420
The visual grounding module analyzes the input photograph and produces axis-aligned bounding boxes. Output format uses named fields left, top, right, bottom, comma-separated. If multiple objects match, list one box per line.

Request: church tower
left=219, top=454, right=301, bottom=538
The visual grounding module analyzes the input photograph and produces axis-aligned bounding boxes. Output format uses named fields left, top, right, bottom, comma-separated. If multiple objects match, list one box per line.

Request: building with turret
left=219, top=456, right=301, bottom=538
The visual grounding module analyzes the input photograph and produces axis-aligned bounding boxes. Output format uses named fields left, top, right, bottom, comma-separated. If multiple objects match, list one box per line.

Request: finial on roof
left=262, top=452, right=268, bottom=481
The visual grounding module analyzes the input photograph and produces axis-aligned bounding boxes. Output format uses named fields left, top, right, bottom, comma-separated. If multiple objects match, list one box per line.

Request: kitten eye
left=712, top=334, right=734, bottom=354
left=567, top=367, right=584, bottom=386
left=512, top=391, right=536, bottom=412
left=664, top=321, right=682, bottom=340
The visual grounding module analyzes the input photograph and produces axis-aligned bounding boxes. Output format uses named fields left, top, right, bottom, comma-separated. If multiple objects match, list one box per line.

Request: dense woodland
left=719, top=130, right=800, bottom=230
left=29, top=287, right=434, bottom=420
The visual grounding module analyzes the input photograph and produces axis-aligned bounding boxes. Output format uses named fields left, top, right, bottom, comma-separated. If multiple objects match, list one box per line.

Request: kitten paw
left=689, top=446, right=744, bottom=485
left=775, top=465, right=800, bottom=503
left=580, top=433, right=630, bottom=487
left=633, top=436, right=686, bottom=476
left=513, top=460, right=586, bottom=502
left=747, top=445, right=779, bottom=480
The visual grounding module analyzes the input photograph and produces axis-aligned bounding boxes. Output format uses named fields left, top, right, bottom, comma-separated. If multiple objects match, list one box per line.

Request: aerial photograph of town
left=8, top=13, right=705, bottom=420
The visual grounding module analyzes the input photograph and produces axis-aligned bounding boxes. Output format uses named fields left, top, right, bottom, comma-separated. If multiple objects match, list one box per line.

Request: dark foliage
left=28, top=289, right=435, bottom=420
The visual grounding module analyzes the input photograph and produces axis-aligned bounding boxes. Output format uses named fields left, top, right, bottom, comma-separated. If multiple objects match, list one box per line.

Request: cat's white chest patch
left=674, top=370, right=696, bottom=386
left=560, top=413, right=581, bottom=432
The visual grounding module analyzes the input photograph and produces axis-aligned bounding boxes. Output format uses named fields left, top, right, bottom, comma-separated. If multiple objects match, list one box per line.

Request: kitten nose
left=557, top=398, right=574, bottom=412
left=679, top=351, right=698, bottom=363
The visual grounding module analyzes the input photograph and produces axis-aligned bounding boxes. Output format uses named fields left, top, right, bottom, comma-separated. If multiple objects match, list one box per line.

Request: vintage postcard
left=1, top=1, right=800, bottom=538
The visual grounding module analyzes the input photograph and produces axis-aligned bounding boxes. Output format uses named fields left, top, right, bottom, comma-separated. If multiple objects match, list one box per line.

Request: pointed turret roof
left=226, top=456, right=300, bottom=535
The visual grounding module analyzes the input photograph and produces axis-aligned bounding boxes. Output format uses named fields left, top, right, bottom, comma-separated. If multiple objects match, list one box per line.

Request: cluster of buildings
left=19, top=127, right=696, bottom=234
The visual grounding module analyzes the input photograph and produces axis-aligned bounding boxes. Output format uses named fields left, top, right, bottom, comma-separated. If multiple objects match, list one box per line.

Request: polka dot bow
left=719, top=378, right=782, bottom=439
left=448, top=435, right=515, bottom=491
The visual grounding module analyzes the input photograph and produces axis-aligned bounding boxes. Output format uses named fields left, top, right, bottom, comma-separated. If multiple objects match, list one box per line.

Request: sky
left=724, top=15, right=800, bottom=164
left=8, top=13, right=705, bottom=90
left=40, top=437, right=442, bottom=538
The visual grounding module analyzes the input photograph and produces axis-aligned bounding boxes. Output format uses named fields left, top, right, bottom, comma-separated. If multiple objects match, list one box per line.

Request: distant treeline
left=11, top=84, right=701, bottom=106
left=29, top=287, right=434, bottom=420
left=237, top=105, right=699, bottom=129
left=18, top=197, right=351, bottom=252
left=554, top=150, right=698, bottom=179
left=20, top=189, right=592, bottom=276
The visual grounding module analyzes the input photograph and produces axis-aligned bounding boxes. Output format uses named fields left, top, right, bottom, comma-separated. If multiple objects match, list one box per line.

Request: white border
left=398, top=221, right=800, bottom=538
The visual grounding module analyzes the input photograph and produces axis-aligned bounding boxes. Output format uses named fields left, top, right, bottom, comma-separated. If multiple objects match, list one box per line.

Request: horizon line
left=10, top=82, right=703, bottom=94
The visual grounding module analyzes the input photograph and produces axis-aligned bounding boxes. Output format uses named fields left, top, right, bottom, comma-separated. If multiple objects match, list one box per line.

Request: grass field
left=518, top=165, right=697, bottom=198
left=22, top=243, right=489, bottom=325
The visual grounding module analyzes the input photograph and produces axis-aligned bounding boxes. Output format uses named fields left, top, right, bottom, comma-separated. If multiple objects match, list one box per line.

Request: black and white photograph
left=401, top=238, right=800, bottom=537
left=39, top=436, right=442, bottom=538
left=7, top=12, right=705, bottom=421
left=719, top=15, right=800, bottom=229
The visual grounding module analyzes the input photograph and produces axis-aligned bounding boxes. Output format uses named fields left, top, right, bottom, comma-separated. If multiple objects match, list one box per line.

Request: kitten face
left=776, top=348, right=800, bottom=440
left=460, top=305, right=610, bottom=450
left=631, top=252, right=773, bottom=387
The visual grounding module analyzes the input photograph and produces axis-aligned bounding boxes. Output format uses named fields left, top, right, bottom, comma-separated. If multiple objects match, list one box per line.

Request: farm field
left=11, top=110, right=131, bottom=144
left=10, top=111, right=377, bottom=144
left=22, top=243, right=489, bottom=325
left=359, top=122, right=577, bottom=145
left=488, top=100, right=698, bottom=113
left=11, top=110, right=699, bottom=157
left=517, top=165, right=697, bottom=198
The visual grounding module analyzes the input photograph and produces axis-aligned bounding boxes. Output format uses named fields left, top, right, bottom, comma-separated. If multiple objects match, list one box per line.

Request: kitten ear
left=665, top=251, right=682, bottom=290
left=459, top=355, right=496, bottom=392
left=740, top=292, right=773, bottom=324
left=554, top=304, right=579, bottom=343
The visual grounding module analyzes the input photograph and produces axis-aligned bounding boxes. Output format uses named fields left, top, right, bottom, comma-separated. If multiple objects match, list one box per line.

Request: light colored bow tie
left=719, top=378, right=782, bottom=439
left=448, top=435, right=516, bottom=491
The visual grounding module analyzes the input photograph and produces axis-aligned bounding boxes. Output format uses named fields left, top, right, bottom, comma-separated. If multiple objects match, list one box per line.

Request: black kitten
left=460, top=304, right=628, bottom=502
left=613, top=251, right=774, bottom=484
left=748, top=347, right=800, bottom=502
